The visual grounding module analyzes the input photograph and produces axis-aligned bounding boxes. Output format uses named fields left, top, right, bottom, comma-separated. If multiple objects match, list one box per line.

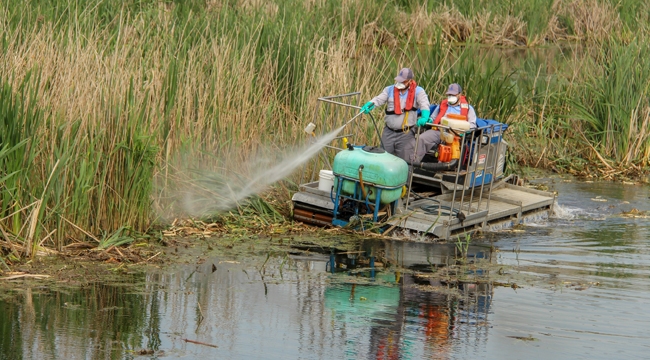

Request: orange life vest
left=433, top=96, right=469, bottom=124
left=393, top=81, right=417, bottom=115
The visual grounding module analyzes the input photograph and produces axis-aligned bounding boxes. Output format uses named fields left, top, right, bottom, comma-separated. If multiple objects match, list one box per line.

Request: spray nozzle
left=304, top=122, right=316, bottom=136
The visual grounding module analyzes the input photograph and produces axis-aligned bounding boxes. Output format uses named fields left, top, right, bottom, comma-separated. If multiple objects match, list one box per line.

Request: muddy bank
left=1, top=228, right=515, bottom=306
left=0, top=224, right=366, bottom=296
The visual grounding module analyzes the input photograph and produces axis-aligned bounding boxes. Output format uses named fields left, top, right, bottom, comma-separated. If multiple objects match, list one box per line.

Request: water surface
left=1, top=180, right=649, bottom=359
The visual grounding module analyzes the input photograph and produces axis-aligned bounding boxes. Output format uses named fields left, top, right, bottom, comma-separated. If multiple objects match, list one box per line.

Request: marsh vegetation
left=0, top=0, right=649, bottom=260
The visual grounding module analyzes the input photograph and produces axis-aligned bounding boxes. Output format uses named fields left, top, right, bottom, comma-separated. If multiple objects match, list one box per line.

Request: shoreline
left=1, top=172, right=648, bottom=278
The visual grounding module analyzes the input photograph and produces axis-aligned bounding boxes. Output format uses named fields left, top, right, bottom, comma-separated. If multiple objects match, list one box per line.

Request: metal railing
left=430, top=122, right=507, bottom=237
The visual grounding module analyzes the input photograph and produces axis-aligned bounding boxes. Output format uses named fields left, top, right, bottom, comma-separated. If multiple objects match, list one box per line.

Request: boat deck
left=292, top=180, right=555, bottom=240
left=391, top=182, right=555, bottom=238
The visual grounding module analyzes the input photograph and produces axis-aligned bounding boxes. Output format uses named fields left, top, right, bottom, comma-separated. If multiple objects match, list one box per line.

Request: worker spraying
left=360, top=68, right=431, bottom=162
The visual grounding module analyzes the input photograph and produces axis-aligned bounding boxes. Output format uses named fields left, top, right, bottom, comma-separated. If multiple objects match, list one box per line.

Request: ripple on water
left=483, top=181, right=650, bottom=359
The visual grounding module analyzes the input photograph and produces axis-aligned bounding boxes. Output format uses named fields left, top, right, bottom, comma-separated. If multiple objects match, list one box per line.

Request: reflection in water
left=325, top=274, right=492, bottom=359
left=323, top=241, right=492, bottom=360
left=0, top=241, right=493, bottom=359
left=0, top=277, right=157, bottom=360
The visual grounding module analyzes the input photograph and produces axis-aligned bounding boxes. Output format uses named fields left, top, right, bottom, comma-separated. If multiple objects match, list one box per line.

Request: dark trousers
left=381, top=126, right=417, bottom=162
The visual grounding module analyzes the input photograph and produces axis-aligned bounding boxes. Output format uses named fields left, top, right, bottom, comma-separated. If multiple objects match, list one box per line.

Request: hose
left=420, top=203, right=459, bottom=216
left=368, top=113, right=385, bottom=150
left=419, top=200, right=459, bottom=216
left=409, top=158, right=458, bottom=171
left=358, top=165, right=376, bottom=213
left=358, top=165, right=367, bottom=199
left=410, top=191, right=460, bottom=216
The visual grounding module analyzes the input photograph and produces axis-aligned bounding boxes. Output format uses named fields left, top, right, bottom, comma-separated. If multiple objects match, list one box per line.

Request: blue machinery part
left=331, top=173, right=401, bottom=228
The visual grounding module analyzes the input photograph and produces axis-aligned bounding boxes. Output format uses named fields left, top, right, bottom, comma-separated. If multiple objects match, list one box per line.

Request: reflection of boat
left=325, top=274, right=401, bottom=323
left=292, top=93, right=556, bottom=240
left=360, top=239, right=492, bottom=271
left=305, top=239, right=493, bottom=359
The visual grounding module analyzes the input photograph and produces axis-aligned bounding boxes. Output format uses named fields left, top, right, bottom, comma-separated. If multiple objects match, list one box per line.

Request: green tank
left=333, top=146, right=408, bottom=205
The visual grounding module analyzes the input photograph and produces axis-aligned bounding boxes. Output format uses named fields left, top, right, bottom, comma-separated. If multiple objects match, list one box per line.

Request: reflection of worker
left=413, top=83, right=477, bottom=163
left=360, top=68, right=430, bottom=162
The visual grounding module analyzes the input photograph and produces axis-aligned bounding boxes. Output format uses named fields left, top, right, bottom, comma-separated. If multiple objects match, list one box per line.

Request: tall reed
left=568, top=40, right=650, bottom=166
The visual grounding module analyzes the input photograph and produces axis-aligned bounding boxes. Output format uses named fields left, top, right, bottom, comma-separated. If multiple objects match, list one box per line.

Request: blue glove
left=360, top=101, right=375, bottom=114
left=417, top=109, right=431, bottom=127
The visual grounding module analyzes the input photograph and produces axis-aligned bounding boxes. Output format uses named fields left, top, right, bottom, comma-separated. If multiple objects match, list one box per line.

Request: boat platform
left=292, top=176, right=556, bottom=240
left=390, top=178, right=555, bottom=239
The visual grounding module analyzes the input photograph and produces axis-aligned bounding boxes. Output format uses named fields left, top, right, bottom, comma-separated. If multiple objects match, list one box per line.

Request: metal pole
left=458, top=131, right=469, bottom=215
left=342, top=110, right=365, bottom=127
left=467, top=126, right=485, bottom=214
left=482, top=124, right=502, bottom=227
left=318, top=98, right=362, bottom=109
left=449, top=131, right=466, bottom=223
left=404, top=126, right=421, bottom=211
left=476, top=124, right=493, bottom=212
left=318, top=92, right=362, bottom=100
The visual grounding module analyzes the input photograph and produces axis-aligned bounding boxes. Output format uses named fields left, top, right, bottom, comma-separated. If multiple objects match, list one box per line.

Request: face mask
left=395, top=82, right=407, bottom=90
left=448, top=96, right=459, bottom=105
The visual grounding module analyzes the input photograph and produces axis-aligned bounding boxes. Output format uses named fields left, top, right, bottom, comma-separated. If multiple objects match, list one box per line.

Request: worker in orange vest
left=412, top=83, right=477, bottom=163
left=360, top=68, right=431, bottom=162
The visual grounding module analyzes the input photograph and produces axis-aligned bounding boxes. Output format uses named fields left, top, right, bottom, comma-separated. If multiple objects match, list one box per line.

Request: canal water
left=1, top=180, right=649, bottom=359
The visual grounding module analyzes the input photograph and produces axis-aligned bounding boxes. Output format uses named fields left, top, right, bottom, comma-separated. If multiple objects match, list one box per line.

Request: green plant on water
left=98, top=226, right=135, bottom=250
left=455, top=232, right=471, bottom=260
left=426, top=255, right=440, bottom=273
left=243, top=196, right=285, bottom=224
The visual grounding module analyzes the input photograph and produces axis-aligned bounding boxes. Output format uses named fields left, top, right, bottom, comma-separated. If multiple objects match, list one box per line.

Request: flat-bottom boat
left=292, top=93, right=555, bottom=240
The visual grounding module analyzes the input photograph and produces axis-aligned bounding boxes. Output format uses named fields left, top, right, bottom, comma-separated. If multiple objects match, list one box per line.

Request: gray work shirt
left=370, top=85, right=430, bottom=131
